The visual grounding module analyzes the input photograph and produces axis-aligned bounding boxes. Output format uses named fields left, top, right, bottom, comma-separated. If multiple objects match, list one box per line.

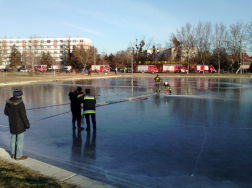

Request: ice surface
left=1, top=77, right=252, bottom=188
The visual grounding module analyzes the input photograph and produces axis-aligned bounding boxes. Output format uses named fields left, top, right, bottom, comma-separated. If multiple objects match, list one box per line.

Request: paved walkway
left=0, top=148, right=116, bottom=188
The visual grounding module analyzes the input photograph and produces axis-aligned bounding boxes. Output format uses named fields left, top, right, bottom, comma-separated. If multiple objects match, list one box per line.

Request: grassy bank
left=0, top=158, right=80, bottom=188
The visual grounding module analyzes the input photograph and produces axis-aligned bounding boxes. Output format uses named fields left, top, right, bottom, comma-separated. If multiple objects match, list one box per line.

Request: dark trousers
left=72, top=109, right=81, bottom=127
left=85, top=113, right=96, bottom=129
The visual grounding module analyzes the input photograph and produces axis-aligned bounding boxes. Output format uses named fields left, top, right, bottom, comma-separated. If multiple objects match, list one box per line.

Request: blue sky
left=0, top=0, right=252, bottom=55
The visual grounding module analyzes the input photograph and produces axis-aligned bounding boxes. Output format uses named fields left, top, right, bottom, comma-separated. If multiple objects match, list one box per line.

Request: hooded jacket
left=4, top=97, right=30, bottom=134
left=69, top=90, right=82, bottom=111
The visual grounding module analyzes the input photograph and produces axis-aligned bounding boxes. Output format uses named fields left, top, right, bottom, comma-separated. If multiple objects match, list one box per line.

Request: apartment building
left=171, top=46, right=198, bottom=61
left=0, top=35, right=92, bottom=65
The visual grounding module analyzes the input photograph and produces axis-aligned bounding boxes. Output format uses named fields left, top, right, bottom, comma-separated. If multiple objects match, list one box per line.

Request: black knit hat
left=13, top=89, right=23, bottom=97
left=77, top=87, right=82, bottom=92
left=85, top=89, right=90, bottom=94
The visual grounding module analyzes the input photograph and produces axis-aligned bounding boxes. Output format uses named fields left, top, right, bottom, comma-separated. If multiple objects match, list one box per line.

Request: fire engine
left=197, top=65, right=217, bottom=73
left=163, top=64, right=186, bottom=73
left=137, top=65, right=158, bottom=73
left=91, top=65, right=110, bottom=72
left=35, top=65, right=47, bottom=72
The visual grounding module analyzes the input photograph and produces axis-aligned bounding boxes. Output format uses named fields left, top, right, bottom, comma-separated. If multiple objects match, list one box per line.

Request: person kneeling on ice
left=78, top=89, right=96, bottom=131
left=163, top=81, right=170, bottom=88
left=163, top=82, right=172, bottom=94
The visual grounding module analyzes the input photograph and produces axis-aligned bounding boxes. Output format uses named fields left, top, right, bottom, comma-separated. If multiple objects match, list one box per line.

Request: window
left=16, top=40, right=19, bottom=43
left=60, top=40, right=63, bottom=43
left=80, top=40, right=83, bottom=42
left=47, top=46, right=51, bottom=49
left=47, top=40, right=50, bottom=43
left=73, top=40, right=76, bottom=43
left=54, top=40, right=57, bottom=43
left=41, top=46, right=44, bottom=49
left=23, top=46, right=26, bottom=49
left=33, top=40, right=37, bottom=44
left=28, top=40, right=31, bottom=43
left=54, top=51, right=57, bottom=54
left=41, top=40, right=44, bottom=43
left=10, top=41, right=13, bottom=44
left=54, top=46, right=57, bottom=49
left=22, top=40, right=26, bottom=44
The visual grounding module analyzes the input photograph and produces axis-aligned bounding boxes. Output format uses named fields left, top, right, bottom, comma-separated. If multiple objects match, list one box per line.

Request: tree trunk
left=201, top=52, right=204, bottom=74
left=218, top=49, right=220, bottom=74
left=187, top=53, right=189, bottom=74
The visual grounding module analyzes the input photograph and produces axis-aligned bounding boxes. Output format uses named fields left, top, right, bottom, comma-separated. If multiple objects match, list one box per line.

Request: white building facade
left=0, top=35, right=92, bottom=65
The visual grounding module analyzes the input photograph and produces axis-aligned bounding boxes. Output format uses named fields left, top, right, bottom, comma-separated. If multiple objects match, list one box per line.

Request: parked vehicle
left=197, top=65, right=217, bottom=73
left=20, top=69, right=30, bottom=72
left=91, top=65, right=110, bottom=72
left=0, top=65, right=7, bottom=72
left=51, top=65, right=62, bottom=71
left=35, top=65, right=47, bottom=72
left=163, top=64, right=186, bottom=73
left=137, top=65, right=158, bottom=73
left=79, top=69, right=88, bottom=73
left=62, top=66, right=72, bottom=72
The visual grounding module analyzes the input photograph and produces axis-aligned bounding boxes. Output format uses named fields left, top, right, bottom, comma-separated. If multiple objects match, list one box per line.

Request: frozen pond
left=1, top=76, right=252, bottom=188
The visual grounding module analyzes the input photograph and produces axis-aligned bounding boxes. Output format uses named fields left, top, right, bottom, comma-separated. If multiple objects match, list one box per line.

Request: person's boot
left=16, top=156, right=28, bottom=160
left=72, top=122, right=76, bottom=130
left=78, top=123, right=84, bottom=131
left=78, top=127, right=84, bottom=131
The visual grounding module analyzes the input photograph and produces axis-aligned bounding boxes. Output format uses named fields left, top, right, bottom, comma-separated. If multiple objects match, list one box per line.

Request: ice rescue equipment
left=135, top=98, right=148, bottom=101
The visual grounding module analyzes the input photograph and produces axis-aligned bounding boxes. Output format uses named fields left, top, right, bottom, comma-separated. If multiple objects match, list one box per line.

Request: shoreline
left=0, top=72, right=251, bottom=86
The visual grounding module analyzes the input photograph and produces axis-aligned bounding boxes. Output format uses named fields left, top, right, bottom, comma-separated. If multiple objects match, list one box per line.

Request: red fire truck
left=91, top=65, right=110, bottom=72
left=137, top=65, right=158, bottom=73
left=197, top=65, right=217, bottom=73
left=35, top=65, right=47, bottom=72
left=163, top=64, right=186, bottom=73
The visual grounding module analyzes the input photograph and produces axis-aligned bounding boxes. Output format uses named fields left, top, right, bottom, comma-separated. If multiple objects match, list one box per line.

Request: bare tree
left=248, top=19, right=252, bottom=52
left=227, top=21, right=248, bottom=74
left=196, top=21, right=212, bottom=74
left=173, top=22, right=197, bottom=74
left=212, top=23, right=228, bottom=74
left=72, top=45, right=95, bottom=72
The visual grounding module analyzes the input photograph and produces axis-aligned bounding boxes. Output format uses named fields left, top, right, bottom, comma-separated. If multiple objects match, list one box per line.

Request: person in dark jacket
left=4, top=89, right=30, bottom=160
left=78, top=89, right=96, bottom=131
left=69, top=87, right=84, bottom=131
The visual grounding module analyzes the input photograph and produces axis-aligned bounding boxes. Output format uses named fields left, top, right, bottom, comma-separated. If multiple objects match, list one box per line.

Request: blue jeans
left=11, top=132, right=25, bottom=158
